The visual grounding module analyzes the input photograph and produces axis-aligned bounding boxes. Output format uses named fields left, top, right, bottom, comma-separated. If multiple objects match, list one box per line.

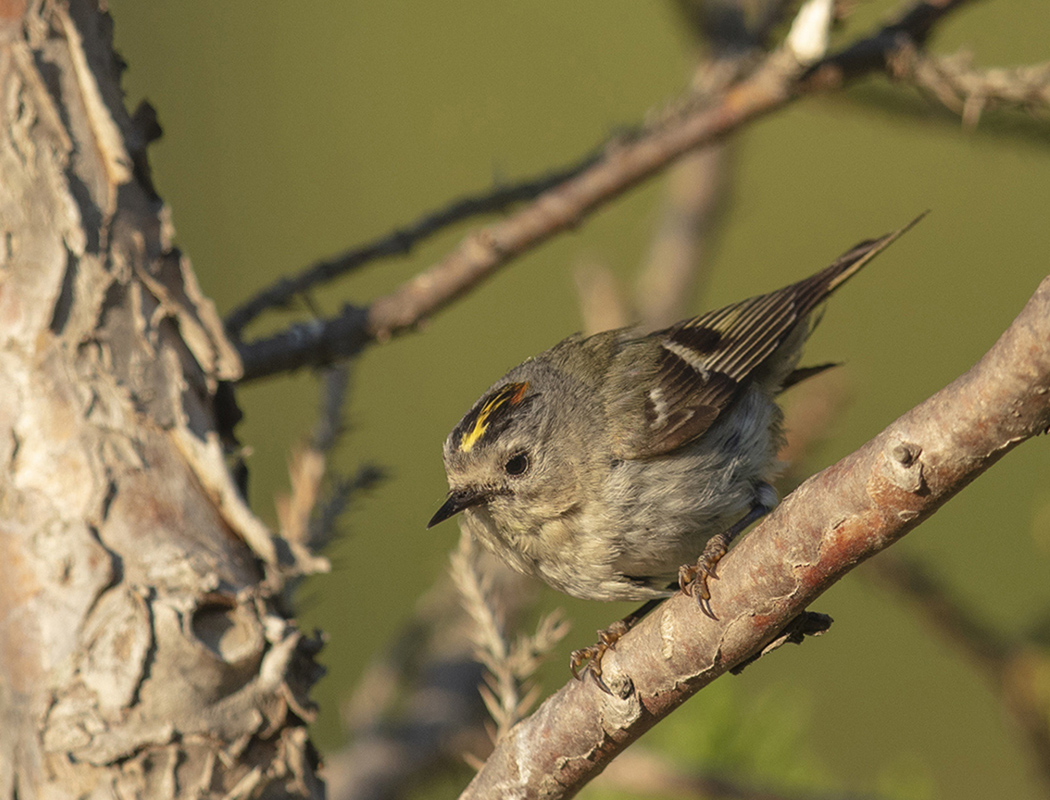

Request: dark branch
left=223, top=153, right=604, bottom=337
left=235, top=0, right=977, bottom=383
left=801, top=0, right=978, bottom=88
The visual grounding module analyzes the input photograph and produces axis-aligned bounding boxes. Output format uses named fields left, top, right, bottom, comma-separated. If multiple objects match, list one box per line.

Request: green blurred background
left=108, top=1, right=1050, bottom=797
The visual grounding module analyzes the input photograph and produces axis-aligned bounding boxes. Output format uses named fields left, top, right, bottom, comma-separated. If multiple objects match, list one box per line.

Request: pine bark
left=0, top=3, right=321, bottom=797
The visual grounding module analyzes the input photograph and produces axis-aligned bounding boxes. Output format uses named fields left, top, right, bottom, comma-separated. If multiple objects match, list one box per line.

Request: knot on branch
left=884, top=438, right=926, bottom=494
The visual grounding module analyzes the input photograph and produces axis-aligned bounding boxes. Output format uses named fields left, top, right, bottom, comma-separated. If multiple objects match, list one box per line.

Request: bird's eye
left=504, top=452, right=530, bottom=476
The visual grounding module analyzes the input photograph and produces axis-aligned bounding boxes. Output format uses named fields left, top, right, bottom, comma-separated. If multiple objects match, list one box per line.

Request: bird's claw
left=569, top=620, right=629, bottom=694
left=679, top=533, right=730, bottom=619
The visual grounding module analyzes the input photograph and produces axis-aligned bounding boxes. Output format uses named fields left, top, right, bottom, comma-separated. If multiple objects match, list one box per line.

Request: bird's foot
left=679, top=532, right=730, bottom=619
left=569, top=619, right=629, bottom=694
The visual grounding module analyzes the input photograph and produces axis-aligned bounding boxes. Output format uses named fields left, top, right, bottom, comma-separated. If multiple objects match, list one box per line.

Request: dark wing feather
left=611, top=214, right=924, bottom=459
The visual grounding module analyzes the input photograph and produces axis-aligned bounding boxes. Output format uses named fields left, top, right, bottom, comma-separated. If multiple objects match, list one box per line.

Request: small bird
left=429, top=215, right=922, bottom=687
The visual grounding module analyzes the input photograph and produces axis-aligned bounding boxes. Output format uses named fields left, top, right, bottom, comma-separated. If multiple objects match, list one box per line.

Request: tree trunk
left=0, top=3, right=321, bottom=797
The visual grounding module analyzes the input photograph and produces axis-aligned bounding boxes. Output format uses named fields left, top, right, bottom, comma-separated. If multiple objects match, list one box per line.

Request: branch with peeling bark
left=235, top=0, right=977, bottom=383
left=0, top=2, right=326, bottom=795
left=458, top=276, right=1050, bottom=798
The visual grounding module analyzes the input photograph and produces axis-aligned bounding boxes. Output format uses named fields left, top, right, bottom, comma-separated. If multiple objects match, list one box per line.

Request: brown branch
left=634, top=143, right=728, bottom=331
left=458, top=276, right=1050, bottom=798
left=225, top=0, right=776, bottom=341
left=235, top=0, right=974, bottom=383
left=362, top=60, right=770, bottom=343
left=223, top=154, right=605, bottom=337
left=887, top=45, right=1050, bottom=127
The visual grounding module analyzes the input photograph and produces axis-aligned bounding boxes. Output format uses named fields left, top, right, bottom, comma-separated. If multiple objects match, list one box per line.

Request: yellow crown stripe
left=459, top=381, right=529, bottom=452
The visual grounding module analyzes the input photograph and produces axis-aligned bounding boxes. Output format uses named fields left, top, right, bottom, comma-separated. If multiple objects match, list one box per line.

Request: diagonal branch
left=223, top=154, right=604, bottom=337
left=235, top=0, right=976, bottom=383
left=886, top=45, right=1050, bottom=127
left=800, top=0, right=977, bottom=88
left=458, top=276, right=1050, bottom=799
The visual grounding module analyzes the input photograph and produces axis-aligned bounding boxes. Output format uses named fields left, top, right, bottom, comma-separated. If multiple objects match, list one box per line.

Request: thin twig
left=449, top=532, right=569, bottom=741
left=888, top=45, right=1050, bottom=128
left=235, top=0, right=976, bottom=383
left=801, top=0, right=977, bottom=88
left=275, top=364, right=383, bottom=572
left=224, top=154, right=606, bottom=337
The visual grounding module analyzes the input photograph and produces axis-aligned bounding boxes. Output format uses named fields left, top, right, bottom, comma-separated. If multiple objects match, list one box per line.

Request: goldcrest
left=430, top=216, right=922, bottom=681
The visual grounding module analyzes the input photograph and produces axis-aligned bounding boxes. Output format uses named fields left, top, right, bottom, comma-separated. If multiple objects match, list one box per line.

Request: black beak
left=427, top=488, right=487, bottom=528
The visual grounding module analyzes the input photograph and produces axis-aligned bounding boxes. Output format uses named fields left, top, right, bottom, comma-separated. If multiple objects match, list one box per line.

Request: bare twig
left=636, top=145, right=728, bottom=331
left=313, top=365, right=351, bottom=452
left=888, top=45, right=1050, bottom=127
left=459, top=276, right=1050, bottom=798
left=224, top=155, right=605, bottom=337
left=275, top=364, right=383, bottom=572
left=801, top=0, right=977, bottom=88
left=235, top=0, right=975, bottom=383
left=277, top=366, right=352, bottom=547
left=449, top=533, right=569, bottom=741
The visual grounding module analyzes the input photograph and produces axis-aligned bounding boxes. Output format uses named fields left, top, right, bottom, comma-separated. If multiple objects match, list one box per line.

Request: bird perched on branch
left=430, top=214, right=923, bottom=689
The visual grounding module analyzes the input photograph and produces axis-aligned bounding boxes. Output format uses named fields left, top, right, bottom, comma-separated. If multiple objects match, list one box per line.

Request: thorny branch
left=235, top=0, right=983, bottom=383
left=458, top=275, right=1050, bottom=798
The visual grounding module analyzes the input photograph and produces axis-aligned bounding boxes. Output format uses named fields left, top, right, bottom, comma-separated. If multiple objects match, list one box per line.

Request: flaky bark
left=0, top=3, right=321, bottom=797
